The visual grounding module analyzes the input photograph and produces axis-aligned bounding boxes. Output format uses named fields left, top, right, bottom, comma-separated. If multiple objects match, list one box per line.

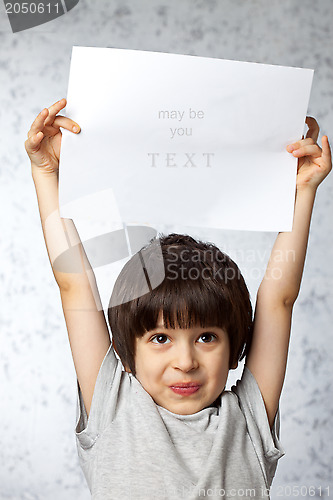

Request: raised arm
left=25, top=99, right=111, bottom=416
left=245, top=117, right=332, bottom=429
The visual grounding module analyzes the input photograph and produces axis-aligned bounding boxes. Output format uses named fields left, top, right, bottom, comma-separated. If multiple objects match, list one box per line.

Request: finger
left=322, top=135, right=332, bottom=164
left=28, top=108, right=49, bottom=138
left=305, top=116, right=320, bottom=143
left=44, top=98, right=67, bottom=126
left=52, top=115, right=81, bottom=133
left=286, top=138, right=315, bottom=152
left=291, top=143, right=322, bottom=158
left=25, top=131, right=44, bottom=154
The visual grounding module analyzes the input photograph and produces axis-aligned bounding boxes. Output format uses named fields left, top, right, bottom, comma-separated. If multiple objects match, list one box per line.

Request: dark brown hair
left=108, top=234, right=253, bottom=376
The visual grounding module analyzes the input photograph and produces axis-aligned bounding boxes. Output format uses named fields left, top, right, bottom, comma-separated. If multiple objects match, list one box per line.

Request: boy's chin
left=159, top=399, right=217, bottom=415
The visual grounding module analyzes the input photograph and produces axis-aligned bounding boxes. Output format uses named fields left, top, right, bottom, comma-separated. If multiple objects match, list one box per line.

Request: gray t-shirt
left=75, top=343, right=285, bottom=499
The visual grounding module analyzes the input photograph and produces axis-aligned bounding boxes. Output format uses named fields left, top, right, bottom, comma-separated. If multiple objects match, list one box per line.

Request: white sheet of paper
left=59, top=47, right=313, bottom=234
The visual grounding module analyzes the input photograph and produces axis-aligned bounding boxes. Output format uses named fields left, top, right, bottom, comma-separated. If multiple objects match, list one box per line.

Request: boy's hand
left=286, top=116, right=332, bottom=191
left=25, top=98, right=80, bottom=175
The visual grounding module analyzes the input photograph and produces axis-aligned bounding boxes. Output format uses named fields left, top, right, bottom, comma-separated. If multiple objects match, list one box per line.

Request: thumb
left=321, top=135, right=332, bottom=165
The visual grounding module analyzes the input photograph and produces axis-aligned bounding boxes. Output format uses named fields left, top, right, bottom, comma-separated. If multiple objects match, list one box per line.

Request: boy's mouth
left=169, top=383, right=201, bottom=395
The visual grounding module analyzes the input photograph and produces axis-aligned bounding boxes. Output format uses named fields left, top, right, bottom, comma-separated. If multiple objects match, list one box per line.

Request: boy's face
left=132, top=313, right=235, bottom=415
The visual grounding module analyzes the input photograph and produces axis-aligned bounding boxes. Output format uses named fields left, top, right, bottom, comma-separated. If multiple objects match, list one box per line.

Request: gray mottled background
left=1, top=0, right=332, bottom=499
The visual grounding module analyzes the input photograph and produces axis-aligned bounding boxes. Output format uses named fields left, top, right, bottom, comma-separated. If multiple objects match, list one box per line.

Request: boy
left=25, top=98, right=331, bottom=499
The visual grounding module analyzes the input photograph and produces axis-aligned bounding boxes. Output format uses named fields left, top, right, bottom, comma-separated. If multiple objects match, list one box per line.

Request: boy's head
left=108, top=233, right=253, bottom=414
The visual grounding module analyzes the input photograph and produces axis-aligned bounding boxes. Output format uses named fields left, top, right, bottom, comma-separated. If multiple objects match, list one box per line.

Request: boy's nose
left=172, top=346, right=199, bottom=372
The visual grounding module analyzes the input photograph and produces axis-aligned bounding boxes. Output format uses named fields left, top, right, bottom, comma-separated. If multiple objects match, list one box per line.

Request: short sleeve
left=231, top=366, right=285, bottom=484
left=75, top=342, right=124, bottom=451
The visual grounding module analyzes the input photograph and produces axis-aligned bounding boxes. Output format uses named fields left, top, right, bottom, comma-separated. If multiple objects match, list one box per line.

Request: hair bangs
left=132, top=271, right=231, bottom=337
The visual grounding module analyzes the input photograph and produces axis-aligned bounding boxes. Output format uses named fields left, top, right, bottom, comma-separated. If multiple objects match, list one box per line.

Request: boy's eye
left=151, top=334, right=170, bottom=344
left=150, top=332, right=217, bottom=344
left=197, top=333, right=216, bottom=343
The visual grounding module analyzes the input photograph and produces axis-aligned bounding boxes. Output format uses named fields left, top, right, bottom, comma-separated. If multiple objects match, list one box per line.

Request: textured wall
left=1, top=0, right=332, bottom=498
